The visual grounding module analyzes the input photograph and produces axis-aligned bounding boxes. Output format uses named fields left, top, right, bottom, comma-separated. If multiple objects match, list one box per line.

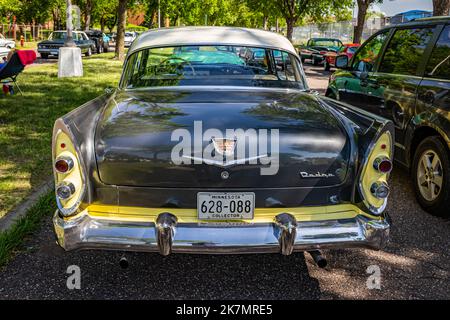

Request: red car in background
left=323, top=43, right=360, bottom=71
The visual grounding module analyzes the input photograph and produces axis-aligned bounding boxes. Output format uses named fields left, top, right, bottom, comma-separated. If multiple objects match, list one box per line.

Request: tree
left=84, top=0, right=92, bottom=30
left=275, top=0, right=353, bottom=41
left=115, top=0, right=128, bottom=61
left=353, top=0, right=382, bottom=44
left=433, top=0, right=450, bottom=16
left=246, top=0, right=281, bottom=30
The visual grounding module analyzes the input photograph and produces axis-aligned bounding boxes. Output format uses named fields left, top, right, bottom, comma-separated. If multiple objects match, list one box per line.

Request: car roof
left=386, top=15, right=450, bottom=28
left=128, top=26, right=297, bottom=56
left=54, top=30, right=84, bottom=33
left=309, top=38, right=342, bottom=41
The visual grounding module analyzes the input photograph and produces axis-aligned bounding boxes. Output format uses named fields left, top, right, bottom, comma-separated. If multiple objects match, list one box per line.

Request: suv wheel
left=412, top=136, right=450, bottom=217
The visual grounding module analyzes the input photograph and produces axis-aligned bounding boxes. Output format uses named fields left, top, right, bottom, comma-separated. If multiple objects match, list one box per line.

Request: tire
left=85, top=47, right=92, bottom=57
left=412, top=136, right=450, bottom=217
left=325, top=89, right=336, bottom=100
left=324, top=61, right=330, bottom=71
left=40, top=53, right=48, bottom=59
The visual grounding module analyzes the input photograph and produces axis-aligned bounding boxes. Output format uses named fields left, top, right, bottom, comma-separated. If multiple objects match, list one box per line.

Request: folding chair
left=0, top=50, right=36, bottom=95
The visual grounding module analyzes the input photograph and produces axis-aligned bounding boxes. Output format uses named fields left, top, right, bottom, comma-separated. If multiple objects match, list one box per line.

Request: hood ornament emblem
left=212, top=137, right=237, bottom=156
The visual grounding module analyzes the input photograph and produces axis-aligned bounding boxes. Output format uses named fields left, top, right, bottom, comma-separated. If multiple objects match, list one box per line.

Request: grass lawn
left=0, top=52, right=123, bottom=218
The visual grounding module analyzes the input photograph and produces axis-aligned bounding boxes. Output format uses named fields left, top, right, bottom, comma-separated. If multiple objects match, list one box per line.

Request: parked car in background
left=323, top=43, right=360, bottom=71
left=107, top=32, right=116, bottom=46
left=37, top=31, right=96, bottom=58
left=0, top=47, right=10, bottom=59
left=52, top=27, right=393, bottom=262
left=327, top=17, right=450, bottom=217
left=0, top=33, right=15, bottom=49
left=85, top=30, right=110, bottom=53
left=299, top=38, right=343, bottom=65
left=124, top=31, right=138, bottom=47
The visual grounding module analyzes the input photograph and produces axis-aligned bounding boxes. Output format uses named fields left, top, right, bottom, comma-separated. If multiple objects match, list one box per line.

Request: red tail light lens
left=373, top=157, right=392, bottom=173
left=55, top=156, right=74, bottom=174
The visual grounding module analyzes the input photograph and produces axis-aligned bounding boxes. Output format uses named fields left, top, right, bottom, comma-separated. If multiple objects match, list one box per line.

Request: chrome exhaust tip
left=308, top=250, right=327, bottom=268
left=119, top=257, right=129, bottom=269
left=156, top=212, right=178, bottom=256
left=274, top=213, right=297, bottom=256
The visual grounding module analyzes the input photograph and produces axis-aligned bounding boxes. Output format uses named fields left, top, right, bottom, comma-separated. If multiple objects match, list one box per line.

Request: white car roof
left=128, top=26, right=297, bottom=56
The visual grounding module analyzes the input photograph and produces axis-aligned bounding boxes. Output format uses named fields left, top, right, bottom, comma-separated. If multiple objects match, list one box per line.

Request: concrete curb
left=0, top=176, right=54, bottom=232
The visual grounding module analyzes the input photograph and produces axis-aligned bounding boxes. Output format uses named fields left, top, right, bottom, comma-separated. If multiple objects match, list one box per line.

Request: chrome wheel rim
left=417, top=150, right=444, bottom=201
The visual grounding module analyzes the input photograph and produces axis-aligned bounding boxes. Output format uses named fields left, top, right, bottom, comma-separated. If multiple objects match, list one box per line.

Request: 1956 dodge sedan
left=52, top=27, right=394, bottom=263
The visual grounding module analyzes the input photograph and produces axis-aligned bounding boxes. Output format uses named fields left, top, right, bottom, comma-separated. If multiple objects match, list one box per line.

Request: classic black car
left=37, top=31, right=96, bottom=58
left=298, top=38, right=343, bottom=65
left=327, top=16, right=450, bottom=217
left=85, top=30, right=110, bottom=54
left=52, top=27, right=393, bottom=262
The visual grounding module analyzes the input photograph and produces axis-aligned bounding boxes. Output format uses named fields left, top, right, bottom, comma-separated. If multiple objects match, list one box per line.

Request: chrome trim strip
left=53, top=210, right=390, bottom=254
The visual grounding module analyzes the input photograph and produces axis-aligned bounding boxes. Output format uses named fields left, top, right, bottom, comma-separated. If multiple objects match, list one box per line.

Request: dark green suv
left=327, top=17, right=450, bottom=217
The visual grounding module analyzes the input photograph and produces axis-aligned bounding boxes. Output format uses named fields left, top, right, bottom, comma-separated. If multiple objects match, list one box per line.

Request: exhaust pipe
left=274, top=213, right=297, bottom=256
left=119, top=257, right=129, bottom=269
left=156, top=212, right=178, bottom=256
left=308, top=250, right=327, bottom=268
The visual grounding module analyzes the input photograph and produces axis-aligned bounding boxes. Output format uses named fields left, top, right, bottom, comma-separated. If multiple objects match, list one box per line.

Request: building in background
left=390, top=10, right=433, bottom=24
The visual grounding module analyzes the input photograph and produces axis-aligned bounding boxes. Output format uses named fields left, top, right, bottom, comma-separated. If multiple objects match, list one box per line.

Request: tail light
left=56, top=181, right=76, bottom=200
left=54, top=156, right=74, bottom=174
left=53, top=127, right=86, bottom=217
left=359, top=131, right=393, bottom=215
left=370, top=182, right=390, bottom=199
left=373, top=157, right=392, bottom=174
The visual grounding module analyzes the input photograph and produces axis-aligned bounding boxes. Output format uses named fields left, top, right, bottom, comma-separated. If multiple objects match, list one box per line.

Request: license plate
left=197, top=192, right=255, bottom=220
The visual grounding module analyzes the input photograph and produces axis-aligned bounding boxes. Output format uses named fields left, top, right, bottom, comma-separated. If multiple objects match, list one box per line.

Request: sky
left=354, top=0, right=433, bottom=17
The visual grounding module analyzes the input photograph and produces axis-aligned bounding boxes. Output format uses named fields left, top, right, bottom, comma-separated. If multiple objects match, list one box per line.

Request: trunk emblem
left=300, top=171, right=335, bottom=178
left=212, top=138, right=237, bottom=156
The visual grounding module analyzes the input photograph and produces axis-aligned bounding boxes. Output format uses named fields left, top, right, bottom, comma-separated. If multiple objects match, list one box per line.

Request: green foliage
left=0, top=53, right=122, bottom=219
left=0, top=192, right=55, bottom=267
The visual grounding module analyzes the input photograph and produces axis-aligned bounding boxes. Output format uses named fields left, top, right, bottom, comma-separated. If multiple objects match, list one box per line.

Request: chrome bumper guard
left=54, top=211, right=390, bottom=255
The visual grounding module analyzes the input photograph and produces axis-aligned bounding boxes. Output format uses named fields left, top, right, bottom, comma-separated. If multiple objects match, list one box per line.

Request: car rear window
left=121, top=45, right=306, bottom=90
left=425, top=25, right=450, bottom=80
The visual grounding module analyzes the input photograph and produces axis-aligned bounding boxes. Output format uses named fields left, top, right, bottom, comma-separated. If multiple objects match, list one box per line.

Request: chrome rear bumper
left=53, top=210, right=390, bottom=255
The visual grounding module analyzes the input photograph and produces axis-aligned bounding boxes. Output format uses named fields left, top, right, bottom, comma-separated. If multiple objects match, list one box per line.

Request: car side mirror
left=335, top=55, right=348, bottom=69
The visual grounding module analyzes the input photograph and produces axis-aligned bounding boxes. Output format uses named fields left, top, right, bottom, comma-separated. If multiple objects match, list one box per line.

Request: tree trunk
left=84, top=0, right=92, bottom=31
left=433, top=0, right=450, bottom=15
left=115, top=0, right=128, bottom=61
left=263, top=16, right=268, bottom=30
left=100, top=16, right=105, bottom=32
left=353, top=0, right=368, bottom=44
left=286, top=18, right=294, bottom=42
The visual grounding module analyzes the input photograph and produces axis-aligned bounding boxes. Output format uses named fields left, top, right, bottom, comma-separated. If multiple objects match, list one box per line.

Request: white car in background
left=0, top=33, right=16, bottom=49
left=0, top=47, right=10, bottom=60
left=124, top=31, right=137, bottom=47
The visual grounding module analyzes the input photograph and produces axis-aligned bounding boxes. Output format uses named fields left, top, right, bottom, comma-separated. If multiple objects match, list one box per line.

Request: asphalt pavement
left=0, top=65, right=448, bottom=300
